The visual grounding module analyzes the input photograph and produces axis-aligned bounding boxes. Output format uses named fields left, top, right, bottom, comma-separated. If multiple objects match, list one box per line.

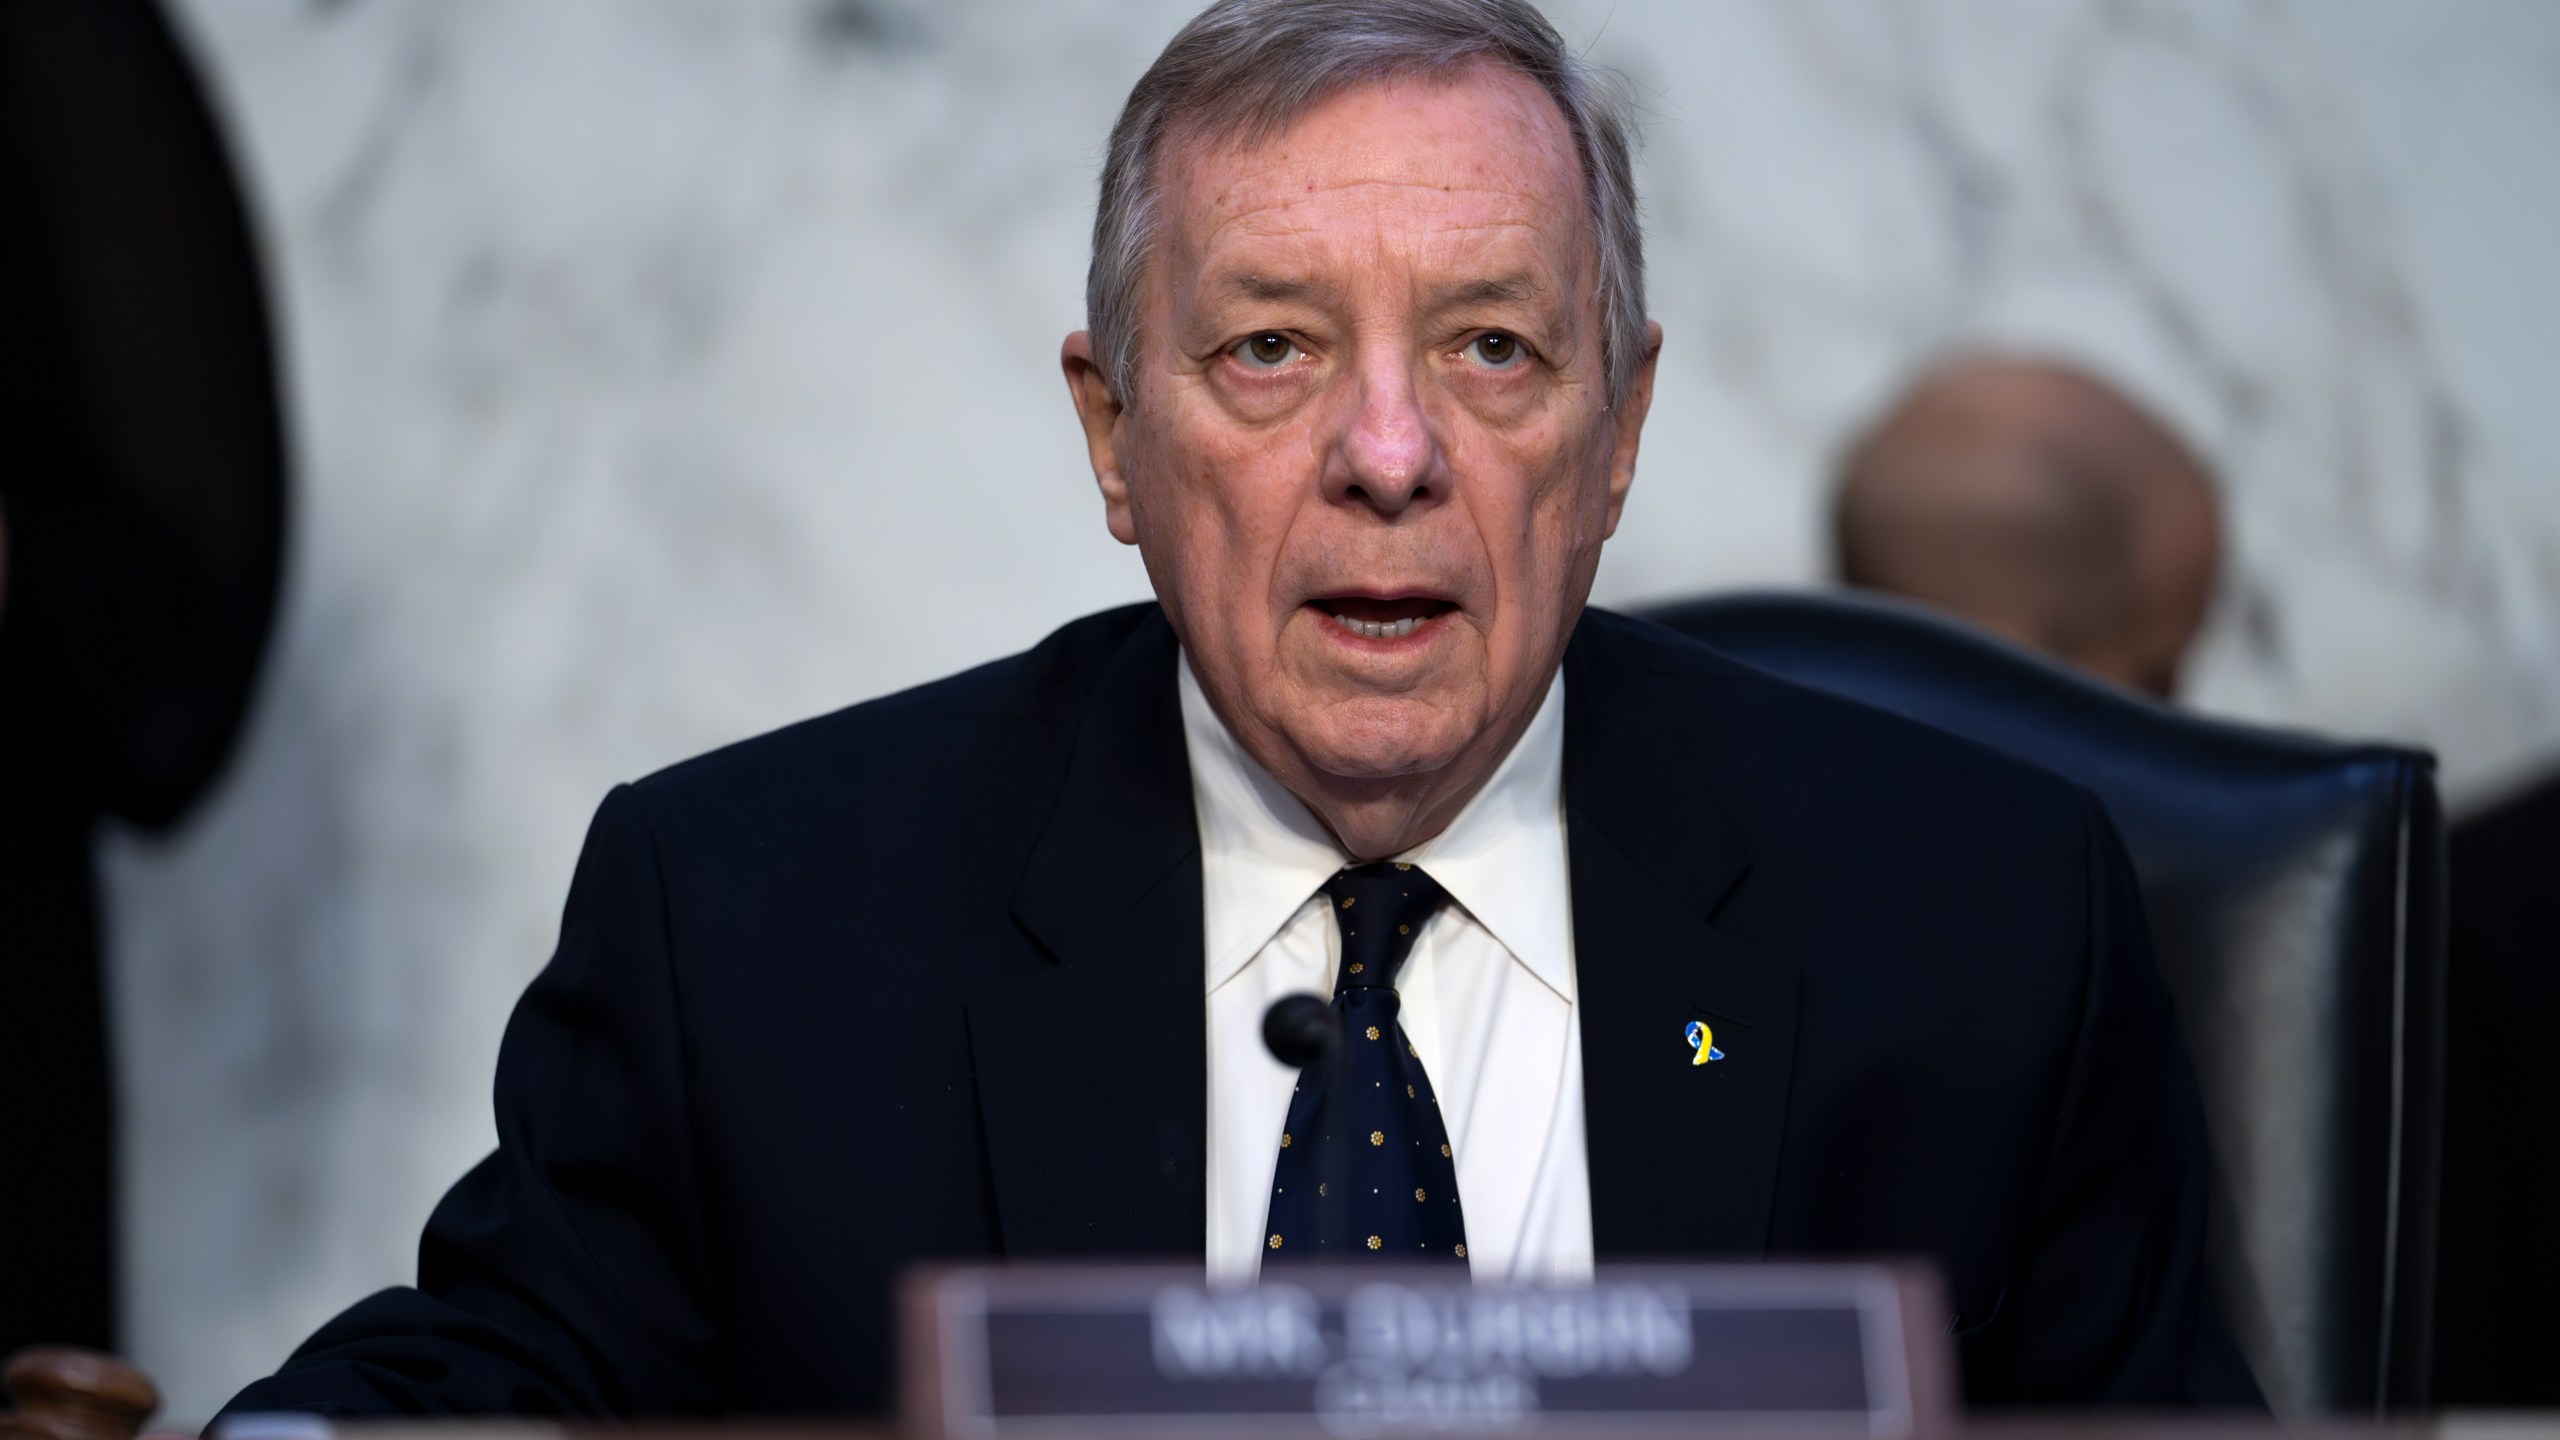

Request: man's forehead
left=1165, top=65, right=1580, bottom=225
left=1154, top=62, right=1589, bottom=285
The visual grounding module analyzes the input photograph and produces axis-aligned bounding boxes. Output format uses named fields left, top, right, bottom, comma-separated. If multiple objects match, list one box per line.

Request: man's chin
left=1279, top=701, right=1478, bottom=787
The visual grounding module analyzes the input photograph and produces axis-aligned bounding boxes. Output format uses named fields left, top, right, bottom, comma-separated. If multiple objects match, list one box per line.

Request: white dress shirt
left=1185, top=653, right=1593, bottom=1284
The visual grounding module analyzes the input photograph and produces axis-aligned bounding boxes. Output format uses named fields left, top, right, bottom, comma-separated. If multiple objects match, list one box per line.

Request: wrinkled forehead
left=1150, top=62, right=1595, bottom=300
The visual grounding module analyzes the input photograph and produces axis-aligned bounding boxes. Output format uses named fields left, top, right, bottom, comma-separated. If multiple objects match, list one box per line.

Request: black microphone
left=1263, top=992, right=1342, bottom=1070
left=1263, top=993, right=1349, bottom=1257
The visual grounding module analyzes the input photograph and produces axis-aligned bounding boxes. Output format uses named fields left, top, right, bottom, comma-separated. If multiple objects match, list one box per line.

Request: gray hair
left=1085, top=0, right=1647, bottom=409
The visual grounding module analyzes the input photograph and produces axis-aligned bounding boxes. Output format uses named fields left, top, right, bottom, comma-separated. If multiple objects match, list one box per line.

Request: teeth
left=1333, top=612, right=1425, bottom=640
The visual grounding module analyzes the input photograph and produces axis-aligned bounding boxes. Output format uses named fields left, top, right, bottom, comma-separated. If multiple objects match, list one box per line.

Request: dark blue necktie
left=1262, top=862, right=1470, bottom=1264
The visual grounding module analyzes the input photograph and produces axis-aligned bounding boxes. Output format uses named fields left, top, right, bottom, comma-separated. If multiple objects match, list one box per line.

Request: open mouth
left=1312, top=594, right=1458, bottom=641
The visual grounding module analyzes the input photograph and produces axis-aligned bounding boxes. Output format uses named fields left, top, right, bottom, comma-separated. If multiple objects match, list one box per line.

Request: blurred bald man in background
left=1833, top=355, right=2220, bottom=699
left=1833, top=351, right=2560, bottom=1404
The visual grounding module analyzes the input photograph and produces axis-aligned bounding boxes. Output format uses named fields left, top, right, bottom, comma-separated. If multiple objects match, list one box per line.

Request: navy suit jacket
left=223, top=604, right=2233, bottom=1417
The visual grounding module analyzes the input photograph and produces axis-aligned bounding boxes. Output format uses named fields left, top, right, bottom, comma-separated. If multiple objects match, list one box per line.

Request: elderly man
left=222, top=0, right=2232, bottom=1419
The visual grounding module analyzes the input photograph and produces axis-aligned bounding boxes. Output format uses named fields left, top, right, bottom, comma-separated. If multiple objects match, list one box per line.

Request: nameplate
left=902, top=1262, right=1953, bottom=1439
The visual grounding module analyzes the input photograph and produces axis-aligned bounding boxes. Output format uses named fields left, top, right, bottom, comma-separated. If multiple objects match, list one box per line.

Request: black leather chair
left=1641, top=589, right=2445, bottom=1416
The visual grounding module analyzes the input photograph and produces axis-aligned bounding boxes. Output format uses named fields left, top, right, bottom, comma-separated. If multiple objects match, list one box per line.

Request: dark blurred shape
left=1644, top=590, right=2442, bottom=1414
left=0, top=0, right=288, bottom=1352
left=1834, top=355, right=2220, bottom=699
left=806, top=0, right=923, bottom=57
left=2431, top=768, right=2560, bottom=1405
left=1830, top=352, right=2559, bottom=1407
left=1259, top=992, right=1340, bottom=1072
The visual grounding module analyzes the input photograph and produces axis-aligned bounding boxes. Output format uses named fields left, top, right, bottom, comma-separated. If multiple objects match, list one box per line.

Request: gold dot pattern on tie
left=1260, top=862, right=1470, bottom=1264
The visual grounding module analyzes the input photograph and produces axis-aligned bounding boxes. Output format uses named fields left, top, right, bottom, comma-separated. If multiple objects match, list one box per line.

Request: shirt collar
left=1181, top=652, right=1574, bottom=1002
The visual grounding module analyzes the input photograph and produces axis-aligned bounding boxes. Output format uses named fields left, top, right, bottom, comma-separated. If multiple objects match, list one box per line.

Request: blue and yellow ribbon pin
left=1686, top=1020, right=1725, bottom=1066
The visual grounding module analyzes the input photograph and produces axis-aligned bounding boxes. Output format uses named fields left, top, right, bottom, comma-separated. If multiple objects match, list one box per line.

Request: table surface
left=199, top=1412, right=2560, bottom=1440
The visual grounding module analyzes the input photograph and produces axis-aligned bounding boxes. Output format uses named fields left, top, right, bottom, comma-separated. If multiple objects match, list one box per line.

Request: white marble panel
left=103, top=0, right=2558, bottom=1421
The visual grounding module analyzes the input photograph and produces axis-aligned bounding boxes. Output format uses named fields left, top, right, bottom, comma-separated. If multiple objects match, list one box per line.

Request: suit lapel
left=979, top=609, right=1207, bottom=1259
left=1565, top=617, right=1802, bottom=1258
left=971, top=608, right=1802, bottom=1261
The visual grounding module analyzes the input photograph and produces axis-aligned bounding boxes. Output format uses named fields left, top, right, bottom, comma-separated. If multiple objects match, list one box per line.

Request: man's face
left=1067, top=62, right=1658, bottom=838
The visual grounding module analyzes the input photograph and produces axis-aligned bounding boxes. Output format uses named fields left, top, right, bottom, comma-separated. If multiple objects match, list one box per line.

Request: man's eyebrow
left=1199, top=271, right=1557, bottom=311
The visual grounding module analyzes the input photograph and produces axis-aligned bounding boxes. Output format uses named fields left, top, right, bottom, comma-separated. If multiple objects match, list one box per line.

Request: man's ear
left=1600, top=320, right=1664, bottom=539
left=1061, top=331, right=1137, bottom=546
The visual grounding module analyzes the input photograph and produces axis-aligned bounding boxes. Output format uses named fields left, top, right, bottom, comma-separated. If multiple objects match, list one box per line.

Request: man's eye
left=1467, top=332, right=1524, bottom=369
left=1235, top=333, right=1300, bottom=369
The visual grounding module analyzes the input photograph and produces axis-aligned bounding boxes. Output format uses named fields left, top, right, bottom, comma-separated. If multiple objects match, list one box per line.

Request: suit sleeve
left=216, top=785, right=720, bottom=1418
left=1979, top=792, right=2259, bottom=1407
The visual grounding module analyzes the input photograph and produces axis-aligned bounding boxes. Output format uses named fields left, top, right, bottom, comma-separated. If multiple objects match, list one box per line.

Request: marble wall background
left=109, top=0, right=2558, bottom=1421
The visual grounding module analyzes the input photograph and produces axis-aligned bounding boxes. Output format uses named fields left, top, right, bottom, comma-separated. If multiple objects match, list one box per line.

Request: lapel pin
left=1686, top=1020, right=1725, bottom=1066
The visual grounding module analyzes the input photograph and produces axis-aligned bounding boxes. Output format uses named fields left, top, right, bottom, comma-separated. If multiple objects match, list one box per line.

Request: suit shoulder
left=1574, top=606, right=2097, bottom=833
left=623, top=603, right=1158, bottom=820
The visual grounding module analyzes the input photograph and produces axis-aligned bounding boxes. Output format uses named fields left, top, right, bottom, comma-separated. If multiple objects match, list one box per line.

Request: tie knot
left=1321, top=863, right=1448, bottom=992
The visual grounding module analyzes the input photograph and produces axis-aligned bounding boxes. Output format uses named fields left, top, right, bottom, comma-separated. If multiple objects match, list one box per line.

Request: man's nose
left=1323, top=356, right=1445, bottom=514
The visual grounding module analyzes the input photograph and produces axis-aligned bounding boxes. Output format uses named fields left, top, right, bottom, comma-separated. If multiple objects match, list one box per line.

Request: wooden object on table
left=0, top=1349, right=160, bottom=1440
